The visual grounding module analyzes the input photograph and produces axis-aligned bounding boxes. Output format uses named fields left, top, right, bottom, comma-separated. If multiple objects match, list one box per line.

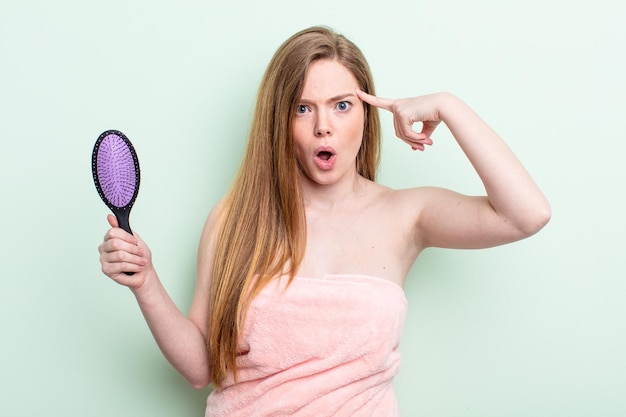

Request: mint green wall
left=1, top=0, right=624, bottom=416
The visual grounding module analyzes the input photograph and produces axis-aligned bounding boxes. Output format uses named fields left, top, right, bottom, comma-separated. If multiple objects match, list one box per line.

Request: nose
left=315, top=111, right=331, bottom=137
left=315, top=128, right=330, bottom=137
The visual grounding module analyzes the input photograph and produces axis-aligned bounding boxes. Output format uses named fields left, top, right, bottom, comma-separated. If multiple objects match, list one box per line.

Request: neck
left=299, top=170, right=366, bottom=212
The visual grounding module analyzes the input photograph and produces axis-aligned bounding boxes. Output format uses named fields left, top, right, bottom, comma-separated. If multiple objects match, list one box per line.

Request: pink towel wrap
left=205, top=273, right=407, bottom=416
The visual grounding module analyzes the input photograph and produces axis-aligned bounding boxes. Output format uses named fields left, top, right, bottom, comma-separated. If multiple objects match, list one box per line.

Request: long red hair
left=208, top=26, right=381, bottom=387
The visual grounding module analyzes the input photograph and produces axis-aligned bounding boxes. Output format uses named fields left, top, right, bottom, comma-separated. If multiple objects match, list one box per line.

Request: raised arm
left=98, top=212, right=215, bottom=389
left=357, top=89, right=551, bottom=250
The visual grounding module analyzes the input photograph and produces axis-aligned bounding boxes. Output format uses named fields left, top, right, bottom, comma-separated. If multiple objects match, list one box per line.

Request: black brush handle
left=114, top=207, right=133, bottom=236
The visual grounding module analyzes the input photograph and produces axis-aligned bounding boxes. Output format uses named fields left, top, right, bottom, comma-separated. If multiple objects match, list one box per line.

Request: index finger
left=356, top=88, right=394, bottom=112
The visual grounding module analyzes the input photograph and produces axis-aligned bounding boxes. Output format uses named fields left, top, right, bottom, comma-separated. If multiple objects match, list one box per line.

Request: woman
left=98, top=26, right=550, bottom=416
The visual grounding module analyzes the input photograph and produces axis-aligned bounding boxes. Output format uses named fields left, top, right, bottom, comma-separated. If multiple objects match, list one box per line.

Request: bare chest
left=297, top=205, right=418, bottom=285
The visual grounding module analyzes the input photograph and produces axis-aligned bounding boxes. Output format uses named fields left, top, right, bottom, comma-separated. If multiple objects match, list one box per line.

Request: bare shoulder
left=360, top=183, right=430, bottom=230
left=377, top=185, right=467, bottom=250
left=378, top=185, right=448, bottom=215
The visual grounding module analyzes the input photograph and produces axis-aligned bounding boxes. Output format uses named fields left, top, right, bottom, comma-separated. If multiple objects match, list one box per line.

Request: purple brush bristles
left=96, top=133, right=137, bottom=208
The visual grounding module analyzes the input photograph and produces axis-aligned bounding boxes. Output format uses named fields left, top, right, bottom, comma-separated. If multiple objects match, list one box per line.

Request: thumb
left=420, top=120, right=441, bottom=138
left=107, top=214, right=119, bottom=228
left=356, top=88, right=394, bottom=112
left=106, top=213, right=142, bottom=247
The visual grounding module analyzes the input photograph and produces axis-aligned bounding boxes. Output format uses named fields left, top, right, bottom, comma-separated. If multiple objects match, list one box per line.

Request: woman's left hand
left=356, top=89, right=443, bottom=151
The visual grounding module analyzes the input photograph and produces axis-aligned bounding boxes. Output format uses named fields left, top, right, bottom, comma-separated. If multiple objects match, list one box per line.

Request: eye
left=296, top=104, right=309, bottom=114
left=336, top=101, right=351, bottom=111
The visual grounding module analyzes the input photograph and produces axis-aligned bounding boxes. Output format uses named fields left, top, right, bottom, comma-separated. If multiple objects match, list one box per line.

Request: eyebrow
left=299, top=93, right=356, bottom=104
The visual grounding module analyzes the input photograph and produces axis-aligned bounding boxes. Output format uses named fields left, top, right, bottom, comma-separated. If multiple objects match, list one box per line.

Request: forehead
left=301, top=59, right=359, bottom=98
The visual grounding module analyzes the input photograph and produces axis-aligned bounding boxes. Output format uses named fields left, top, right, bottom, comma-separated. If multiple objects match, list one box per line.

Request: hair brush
left=92, top=130, right=141, bottom=274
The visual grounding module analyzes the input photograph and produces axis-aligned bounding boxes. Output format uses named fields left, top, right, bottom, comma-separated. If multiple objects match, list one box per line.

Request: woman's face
left=291, top=59, right=365, bottom=188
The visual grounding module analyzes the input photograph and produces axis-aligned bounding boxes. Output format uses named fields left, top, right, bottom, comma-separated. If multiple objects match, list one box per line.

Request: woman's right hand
left=98, top=214, right=152, bottom=289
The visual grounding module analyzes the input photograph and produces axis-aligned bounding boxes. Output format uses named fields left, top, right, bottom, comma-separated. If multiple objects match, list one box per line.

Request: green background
left=1, top=0, right=624, bottom=415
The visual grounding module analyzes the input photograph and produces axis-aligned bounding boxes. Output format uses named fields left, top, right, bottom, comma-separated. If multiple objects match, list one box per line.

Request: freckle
left=371, top=246, right=375, bottom=249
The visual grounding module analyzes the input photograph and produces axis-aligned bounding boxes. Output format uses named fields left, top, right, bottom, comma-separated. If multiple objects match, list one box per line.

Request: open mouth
left=313, top=146, right=336, bottom=170
left=317, top=150, right=333, bottom=161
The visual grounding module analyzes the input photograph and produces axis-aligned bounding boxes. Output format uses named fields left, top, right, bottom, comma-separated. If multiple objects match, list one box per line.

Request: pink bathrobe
left=205, top=274, right=407, bottom=417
